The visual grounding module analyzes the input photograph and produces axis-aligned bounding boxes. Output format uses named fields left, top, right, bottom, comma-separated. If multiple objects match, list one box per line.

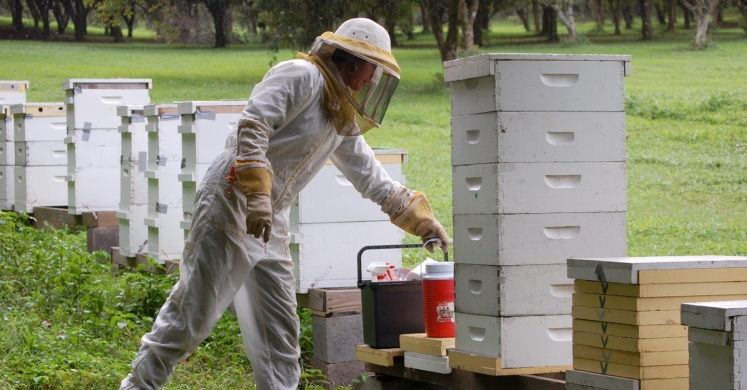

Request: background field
left=0, top=19, right=746, bottom=389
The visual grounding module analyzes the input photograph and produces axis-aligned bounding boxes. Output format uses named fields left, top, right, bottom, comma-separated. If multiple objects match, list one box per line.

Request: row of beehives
left=443, top=54, right=631, bottom=370
left=0, top=79, right=407, bottom=294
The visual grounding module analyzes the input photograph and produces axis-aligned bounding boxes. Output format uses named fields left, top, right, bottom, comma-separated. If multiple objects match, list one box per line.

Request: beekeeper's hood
left=309, top=18, right=400, bottom=135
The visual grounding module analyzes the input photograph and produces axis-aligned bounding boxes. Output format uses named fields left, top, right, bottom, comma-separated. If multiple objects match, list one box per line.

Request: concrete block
left=87, top=226, right=119, bottom=253
left=312, top=358, right=366, bottom=390
left=454, top=212, right=626, bottom=266
left=452, top=162, right=627, bottom=215
left=313, top=313, right=363, bottom=364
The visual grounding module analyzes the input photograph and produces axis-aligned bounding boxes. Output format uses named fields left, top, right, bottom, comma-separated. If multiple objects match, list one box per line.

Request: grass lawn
left=0, top=16, right=746, bottom=389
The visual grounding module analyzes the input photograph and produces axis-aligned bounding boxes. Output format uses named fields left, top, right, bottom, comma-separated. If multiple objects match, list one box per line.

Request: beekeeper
left=120, top=17, right=450, bottom=390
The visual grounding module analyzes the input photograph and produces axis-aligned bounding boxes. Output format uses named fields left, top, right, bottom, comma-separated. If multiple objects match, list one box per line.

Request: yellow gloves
left=391, top=191, right=450, bottom=253
left=234, top=162, right=273, bottom=243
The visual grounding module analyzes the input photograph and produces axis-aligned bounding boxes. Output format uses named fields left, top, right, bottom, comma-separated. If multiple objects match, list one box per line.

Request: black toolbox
left=357, top=244, right=426, bottom=349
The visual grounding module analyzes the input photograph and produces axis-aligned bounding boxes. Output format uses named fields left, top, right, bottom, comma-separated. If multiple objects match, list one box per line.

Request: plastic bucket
left=422, top=262, right=455, bottom=338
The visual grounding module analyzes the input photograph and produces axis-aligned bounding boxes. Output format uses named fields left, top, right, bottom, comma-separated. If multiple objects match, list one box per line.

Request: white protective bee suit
left=121, top=18, right=449, bottom=390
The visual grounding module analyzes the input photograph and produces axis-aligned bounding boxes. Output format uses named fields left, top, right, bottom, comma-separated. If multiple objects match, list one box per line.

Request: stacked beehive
left=11, top=103, right=68, bottom=212
left=0, top=81, right=27, bottom=210
left=116, top=105, right=149, bottom=257
left=566, top=256, right=747, bottom=390
left=681, top=300, right=747, bottom=390
left=143, top=104, right=183, bottom=263
left=176, top=101, right=244, bottom=234
left=444, top=53, right=630, bottom=372
left=290, top=150, right=407, bottom=293
left=62, top=79, right=151, bottom=214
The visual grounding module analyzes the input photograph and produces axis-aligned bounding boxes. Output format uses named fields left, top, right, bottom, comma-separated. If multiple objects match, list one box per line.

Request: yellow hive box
left=399, top=333, right=454, bottom=357
left=572, top=344, right=688, bottom=366
left=572, top=319, right=687, bottom=339
left=573, top=292, right=747, bottom=311
left=447, top=350, right=571, bottom=376
left=355, top=345, right=403, bottom=367
left=573, top=331, right=687, bottom=352
left=637, top=267, right=747, bottom=284
left=574, top=279, right=747, bottom=298
left=572, top=306, right=680, bottom=326
left=573, top=357, right=688, bottom=380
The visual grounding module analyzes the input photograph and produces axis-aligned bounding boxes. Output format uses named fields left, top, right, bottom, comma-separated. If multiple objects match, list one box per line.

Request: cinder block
left=313, top=313, right=363, bottom=364
left=31, top=206, right=82, bottom=230
left=87, top=226, right=119, bottom=253
left=312, top=357, right=365, bottom=390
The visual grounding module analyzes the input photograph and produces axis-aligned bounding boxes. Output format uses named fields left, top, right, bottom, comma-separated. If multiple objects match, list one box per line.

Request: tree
left=681, top=0, right=719, bottom=48
left=423, top=0, right=460, bottom=62
left=588, top=0, right=605, bottom=31
left=667, top=0, right=676, bottom=31
left=371, top=0, right=414, bottom=47
left=8, top=0, right=25, bottom=30
left=639, top=0, right=653, bottom=40
left=460, top=0, right=479, bottom=50
left=550, top=0, right=576, bottom=40
left=622, top=0, right=634, bottom=29
left=71, top=0, right=91, bottom=40
left=540, top=3, right=558, bottom=41
left=532, top=0, right=542, bottom=32
left=203, top=0, right=232, bottom=47
left=52, top=0, right=72, bottom=33
left=609, top=0, right=622, bottom=34
left=515, top=1, right=532, bottom=32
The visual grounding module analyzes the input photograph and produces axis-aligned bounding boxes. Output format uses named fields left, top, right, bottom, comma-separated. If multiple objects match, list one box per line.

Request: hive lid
left=567, top=256, right=747, bottom=284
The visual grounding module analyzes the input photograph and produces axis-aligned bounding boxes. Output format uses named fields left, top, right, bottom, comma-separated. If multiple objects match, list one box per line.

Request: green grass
left=0, top=20, right=746, bottom=388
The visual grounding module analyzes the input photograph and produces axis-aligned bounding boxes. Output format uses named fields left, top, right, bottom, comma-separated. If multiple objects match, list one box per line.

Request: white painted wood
left=145, top=207, right=184, bottom=262
left=62, top=79, right=151, bottom=130
left=681, top=300, right=747, bottom=332
left=454, top=212, right=626, bottom=266
left=446, top=56, right=628, bottom=115
left=0, top=81, right=28, bottom=105
left=454, top=313, right=572, bottom=368
left=443, top=54, right=631, bottom=80
left=0, top=106, right=12, bottom=142
left=117, top=203, right=149, bottom=257
left=689, top=335, right=735, bottom=389
left=455, top=263, right=573, bottom=316
left=296, top=162, right=403, bottom=224
left=0, top=165, right=14, bottom=210
left=568, top=257, right=747, bottom=284
left=11, top=103, right=66, bottom=142
left=451, top=111, right=626, bottom=166
left=735, top=315, right=747, bottom=390
left=15, top=141, right=67, bottom=166
left=404, top=351, right=452, bottom=374
left=688, top=327, right=732, bottom=347
left=565, top=369, right=640, bottom=390
left=452, top=162, right=627, bottom=215
left=0, top=141, right=14, bottom=165
left=66, top=167, right=121, bottom=213
left=178, top=101, right=243, bottom=171
left=290, top=220, right=404, bottom=293
left=14, top=165, right=68, bottom=212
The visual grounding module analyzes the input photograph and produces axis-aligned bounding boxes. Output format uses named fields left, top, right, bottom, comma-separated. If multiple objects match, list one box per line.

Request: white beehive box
left=0, top=81, right=28, bottom=105
left=143, top=104, right=185, bottom=262
left=455, top=263, right=573, bottom=317
left=452, top=162, right=627, bottom=215
left=453, top=212, right=627, bottom=266
left=291, top=220, right=405, bottom=293
left=0, top=106, right=14, bottom=142
left=11, top=103, right=66, bottom=141
left=65, top=128, right=121, bottom=214
left=444, top=54, right=631, bottom=116
left=117, top=105, right=149, bottom=257
left=0, top=165, right=14, bottom=210
left=451, top=111, right=626, bottom=166
left=178, top=101, right=244, bottom=171
left=296, top=151, right=406, bottom=224
left=454, top=312, right=572, bottom=368
left=15, top=165, right=68, bottom=213
left=62, top=79, right=151, bottom=130
left=15, top=141, right=67, bottom=166
left=0, top=141, right=14, bottom=165
left=681, top=301, right=747, bottom=390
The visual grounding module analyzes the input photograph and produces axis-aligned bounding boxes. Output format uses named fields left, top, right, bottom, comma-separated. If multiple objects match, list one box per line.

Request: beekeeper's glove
left=235, top=163, right=273, bottom=243
left=382, top=183, right=451, bottom=253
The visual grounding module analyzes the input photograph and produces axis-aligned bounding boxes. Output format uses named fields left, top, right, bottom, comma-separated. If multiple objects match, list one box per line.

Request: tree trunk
left=654, top=2, right=666, bottom=24
left=39, top=0, right=52, bottom=37
left=532, top=0, right=542, bottom=32
left=460, top=0, right=478, bottom=50
left=639, top=0, right=653, bottom=40
left=420, top=0, right=431, bottom=32
left=70, top=0, right=88, bottom=40
left=10, top=0, right=25, bottom=30
left=541, top=4, right=558, bottom=41
left=52, top=0, right=71, bottom=33
left=682, top=0, right=718, bottom=48
left=385, top=20, right=399, bottom=47
left=111, top=24, right=124, bottom=42
left=588, top=0, right=605, bottom=30
left=609, top=0, right=622, bottom=34
left=553, top=0, right=576, bottom=40
left=474, top=0, right=489, bottom=45
left=622, top=0, right=634, bottom=28
left=425, top=0, right=460, bottom=62
left=516, top=5, right=531, bottom=31
left=26, top=0, right=41, bottom=29
left=204, top=0, right=229, bottom=48
left=668, top=0, right=676, bottom=31
left=681, top=0, right=692, bottom=28
left=123, top=2, right=135, bottom=38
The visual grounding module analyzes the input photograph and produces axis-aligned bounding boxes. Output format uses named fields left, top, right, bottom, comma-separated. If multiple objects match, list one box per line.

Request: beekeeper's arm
left=234, top=61, right=318, bottom=242
left=331, top=136, right=450, bottom=253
